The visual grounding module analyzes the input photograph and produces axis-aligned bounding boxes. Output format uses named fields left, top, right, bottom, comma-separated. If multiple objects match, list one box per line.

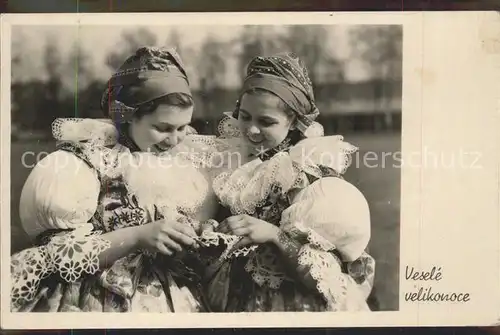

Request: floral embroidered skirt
left=11, top=250, right=207, bottom=313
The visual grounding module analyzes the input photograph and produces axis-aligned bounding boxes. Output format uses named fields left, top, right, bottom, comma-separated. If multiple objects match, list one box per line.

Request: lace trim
left=212, top=136, right=357, bottom=216
left=282, top=219, right=335, bottom=252
left=217, top=113, right=241, bottom=139
left=11, top=247, right=54, bottom=307
left=121, top=134, right=239, bottom=218
left=53, top=118, right=198, bottom=150
left=244, top=245, right=289, bottom=289
left=48, top=227, right=111, bottom=281
left=53, top=118, right=220, bottom=181
left=297, top=244, right=348, bottom=311
left=213, top=153, right=300, bottom=215
left=196, top=231, right=258, bottom=259
left=11, top=226, right=111, bottom=308
left=52, top=118, right=243, bottom=184
left=241, top=222, right=345, bottom=291
left=59, top=137, right=218, bottom=226
left=57, top=136, right=129, bottom=182
left=289, top=135, right=358, bottom=176
left=283, top=217, right=375, bottom=293
left=210, top=133, right=358, bottom=290
left=216, top=114, right=357, bottom=174
left=52, top=118, right=119, bottom=146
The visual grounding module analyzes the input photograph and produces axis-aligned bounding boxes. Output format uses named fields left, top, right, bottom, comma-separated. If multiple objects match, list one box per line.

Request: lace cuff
left=284, top=219, right=375, bottom=300
left=11, top=246, right=54, bottom=310
left=46, top=226, right=111, bottom=282
left=11, top=225, right=111, bottom=309
left=297, top=244, right=349, bottom=311
left=282, top=220, right=335, bottom=252
left=278, top=219, right=350, bottom=309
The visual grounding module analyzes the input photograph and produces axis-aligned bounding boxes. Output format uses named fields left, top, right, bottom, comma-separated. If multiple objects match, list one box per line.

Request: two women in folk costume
left=11, top=47, right=376, bottom=313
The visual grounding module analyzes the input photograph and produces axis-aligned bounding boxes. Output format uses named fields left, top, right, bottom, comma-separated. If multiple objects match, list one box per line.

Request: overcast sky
left=12, top=25, right=371, bottom=86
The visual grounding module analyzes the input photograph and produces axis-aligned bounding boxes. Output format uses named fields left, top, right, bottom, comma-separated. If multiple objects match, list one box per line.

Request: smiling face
left=237, top=89, right=296, bottom=154
left=129, top=94, right=194, bottom=153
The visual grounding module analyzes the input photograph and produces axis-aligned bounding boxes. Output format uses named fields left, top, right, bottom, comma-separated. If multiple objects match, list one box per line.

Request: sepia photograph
left=7, top=21, right=401, bottom=314
left=3, top=11, right=499, bottom=329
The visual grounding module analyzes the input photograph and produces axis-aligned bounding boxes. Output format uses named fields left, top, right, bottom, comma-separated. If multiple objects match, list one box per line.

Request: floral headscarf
left=235, top=52, right=324, bottom=139
left=100, top=46, right=192, bottom=124
left=220, top=52, right=324, bottom=161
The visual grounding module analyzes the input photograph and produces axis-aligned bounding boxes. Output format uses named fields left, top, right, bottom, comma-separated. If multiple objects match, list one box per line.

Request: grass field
left=9, top=133, right=400, bottom=311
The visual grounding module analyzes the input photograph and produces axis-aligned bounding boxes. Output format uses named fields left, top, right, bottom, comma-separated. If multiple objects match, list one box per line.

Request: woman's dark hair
left=134, top=92, right=194, bottom=119
left=236, top=87, right=295, bottom=119
left=115, top=87, right=194, bottom=120
left=235, top=88, right=304, bottom=146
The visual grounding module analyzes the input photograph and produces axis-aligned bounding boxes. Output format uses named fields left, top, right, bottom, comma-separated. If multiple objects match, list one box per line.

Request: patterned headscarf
left=100, top=47, right=192, bottom=124
left=235, top=52, right=324, bottom=138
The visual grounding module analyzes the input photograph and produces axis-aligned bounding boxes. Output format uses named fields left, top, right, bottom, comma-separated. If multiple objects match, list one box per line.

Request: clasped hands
left=137, top=214, right=279, bottom=256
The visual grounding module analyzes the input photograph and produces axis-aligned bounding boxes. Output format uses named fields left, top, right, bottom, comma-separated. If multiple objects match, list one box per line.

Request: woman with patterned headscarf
left=10, top=47, right=223, bottom=312
left=202, top=52, right=377, bottom=312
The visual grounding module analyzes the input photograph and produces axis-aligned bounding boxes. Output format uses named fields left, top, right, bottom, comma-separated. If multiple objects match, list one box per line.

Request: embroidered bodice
left=12, top=118, right=222, bottom=309
left=203, top=115, right=374, bottom=311
left=19, top=118, right=221, bottom=240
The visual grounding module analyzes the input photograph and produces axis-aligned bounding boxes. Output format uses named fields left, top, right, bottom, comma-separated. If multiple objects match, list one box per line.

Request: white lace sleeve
left=12, top=150, right=111, bottom=310
left=280, top=177, right=373, bottom=310
left=297, top=245, right=371, bottom=311
left=282, top=177, right=371, bottom=261
left=19, top=150, right=101, bottom=239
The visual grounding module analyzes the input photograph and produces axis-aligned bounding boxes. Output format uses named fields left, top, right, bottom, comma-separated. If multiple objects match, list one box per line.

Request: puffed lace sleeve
left=283, top=177, right=370, bottom=261
left=11, top=150, right=111, bottom=310
left=279, top=177, right=375, bottom=310
left=19, top=150, right=100, bottom=239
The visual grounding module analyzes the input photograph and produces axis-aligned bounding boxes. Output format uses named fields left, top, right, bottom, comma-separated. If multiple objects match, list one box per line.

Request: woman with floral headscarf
left=202, top=52, right=376, bottom=312
left=10, top=47, right=223, bottom=312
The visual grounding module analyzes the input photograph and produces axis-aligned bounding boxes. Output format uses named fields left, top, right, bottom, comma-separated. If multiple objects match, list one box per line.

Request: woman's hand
left=136, top=219, right=199, bottom=256
left=216, top=214, right=280, bottom=247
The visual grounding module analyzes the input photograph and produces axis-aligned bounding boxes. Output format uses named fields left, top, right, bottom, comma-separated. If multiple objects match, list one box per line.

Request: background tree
left=166, top=28, right=199, bottom=91
left=66, top=42, right=94, bottom=91
left=237, top=26, right=285, bottom=80
left=106, top=28, right=158, bottom=70
left=349, top=25, right=402, bottom=80
left=349, top=25, right=402, bottom=129
left=197, top=34, right=231, bottom=119
left=165, top=29, right=183, bottom=56
left=67, top=42, right=108, bottom=118
left=38, top=34, right=65, bottom=130
left=198, top=34, right=229, bottom=90
left=283, top=25, right=344, bottom=84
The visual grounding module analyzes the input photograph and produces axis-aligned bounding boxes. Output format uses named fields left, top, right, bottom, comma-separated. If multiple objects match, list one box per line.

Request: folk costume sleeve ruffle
left=12, top=147, right=111, bottom=311
left=280, top=177, right=374, bottom=311
left=12, top=118, right=213, bottom=313
left=208, top=134, right=375, bottom=311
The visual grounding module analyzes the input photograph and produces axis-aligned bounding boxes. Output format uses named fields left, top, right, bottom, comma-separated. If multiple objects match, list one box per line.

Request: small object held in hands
left=206, top=219, right=220, bottom=230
